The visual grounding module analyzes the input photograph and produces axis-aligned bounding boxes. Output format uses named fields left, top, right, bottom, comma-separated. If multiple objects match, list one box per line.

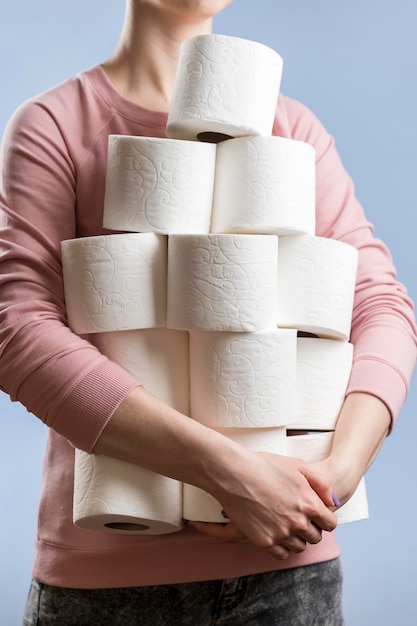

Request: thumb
left=302, top=464, right=335, bottom=508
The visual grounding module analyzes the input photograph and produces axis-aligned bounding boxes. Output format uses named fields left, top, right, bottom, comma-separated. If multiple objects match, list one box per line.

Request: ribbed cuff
left=346, top=356, right=409, bottom=428
left=53, top=359, right=140, bottom=452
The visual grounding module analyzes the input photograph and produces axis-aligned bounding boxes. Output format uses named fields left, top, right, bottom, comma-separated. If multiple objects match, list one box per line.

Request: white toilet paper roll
left=167, top=234, right=279, bottom=332
left=183, top=426, right=287, bottom=523
left=189, top=329, right=297, bottom=427
left=211, top=136, right=316, bottom=236
left=166, top=34, right=283, bottom=142
left=103, top=135, right=216, bottom=234
left=182, top=484, right=225, bottom=524
left=285, top=431, right=334, bottom=464
left=285, top=431, right=369, bottom=524
left=277, top=235, right=358, bottom=340
left=293, top=338, right=354, bottom=430
left=91, top=328, right=190, bottom=415
left=215, top=426, right=287, bottom=453
left=61, top=233, right=167, bottom=333
left=73, top=450, right=183, bottom=535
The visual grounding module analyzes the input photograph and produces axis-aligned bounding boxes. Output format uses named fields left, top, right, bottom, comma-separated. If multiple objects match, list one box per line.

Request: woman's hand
left=96, top=387, right=349, bottom=562
left=190, top=451, right=338, bottom=561
left=312, top=393, right=392, bottom=509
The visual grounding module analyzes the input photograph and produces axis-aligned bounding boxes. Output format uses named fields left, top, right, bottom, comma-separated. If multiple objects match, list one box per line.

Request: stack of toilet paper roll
left=61, top=33, right=367, bottom=536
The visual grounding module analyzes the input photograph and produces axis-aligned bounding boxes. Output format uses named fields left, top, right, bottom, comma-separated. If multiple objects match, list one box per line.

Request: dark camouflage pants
left=23, top=558, right=344, bottom=625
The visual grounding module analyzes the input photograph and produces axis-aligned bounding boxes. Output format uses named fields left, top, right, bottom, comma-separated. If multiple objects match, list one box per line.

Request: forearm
left=94, top=385, right=338, bottom=559
left=94, top=385, right=247, bottom=494
left=323, top=391, right=391, bottom=504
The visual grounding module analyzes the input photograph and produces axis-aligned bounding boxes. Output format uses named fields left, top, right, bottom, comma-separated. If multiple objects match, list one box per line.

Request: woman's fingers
left=183, top=452, right=339, bottom=562
left=189, top=521, right=297, bottom=558
left=189, top=520, right=247, bottom=543
left=187, top=517, right=322, bottom=555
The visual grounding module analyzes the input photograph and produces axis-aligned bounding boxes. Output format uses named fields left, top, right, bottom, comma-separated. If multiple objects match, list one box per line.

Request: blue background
left=0, top=1, right=416, bottom=623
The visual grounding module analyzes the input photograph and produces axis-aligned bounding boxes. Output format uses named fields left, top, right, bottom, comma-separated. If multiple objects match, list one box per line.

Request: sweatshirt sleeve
left=280, top=95, right=417, bottom=424
left=0, top=98, right=140, bottom=452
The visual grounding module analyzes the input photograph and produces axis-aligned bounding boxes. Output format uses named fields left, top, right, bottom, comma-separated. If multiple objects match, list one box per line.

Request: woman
left=0, top=1, right=415, bottom=624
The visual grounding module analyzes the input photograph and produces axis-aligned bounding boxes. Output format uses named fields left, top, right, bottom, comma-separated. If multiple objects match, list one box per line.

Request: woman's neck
left=102, top=4, right=213, bottom=112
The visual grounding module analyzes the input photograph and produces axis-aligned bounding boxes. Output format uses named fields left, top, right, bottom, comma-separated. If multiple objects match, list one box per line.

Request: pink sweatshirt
left=0, top=65, right=416, bottom=588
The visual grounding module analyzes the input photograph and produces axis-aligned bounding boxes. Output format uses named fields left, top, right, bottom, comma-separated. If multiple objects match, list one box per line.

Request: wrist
left=191, top=430, right=252, bottom=498
left=318, top=455, right=361, bottom=505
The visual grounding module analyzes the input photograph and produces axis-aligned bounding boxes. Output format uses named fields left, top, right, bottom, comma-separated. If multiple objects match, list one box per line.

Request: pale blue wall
left=1, top=1, right=416, bottom=623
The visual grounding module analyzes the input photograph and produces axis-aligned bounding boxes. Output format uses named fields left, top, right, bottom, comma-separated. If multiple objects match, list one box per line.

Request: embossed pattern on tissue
left=277, top=236, right=358, bottom=338
left=212, top=137, right=315, bottom=234
left=104, top=137, right=215, bottom=233
left=74, top=451, right=181, bottom=519
left=62, top=234, right=167, bottom=333
left=170, top=35, right=281, bottom=127
left=190, top=331, right=296, bottom=427
left=168, top=234, right=278, bottom=332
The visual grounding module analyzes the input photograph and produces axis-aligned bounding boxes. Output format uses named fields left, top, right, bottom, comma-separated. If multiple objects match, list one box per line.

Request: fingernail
left=332, top=491, right=341, bottom=507
left=183, top=520, right=195, bottom=528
